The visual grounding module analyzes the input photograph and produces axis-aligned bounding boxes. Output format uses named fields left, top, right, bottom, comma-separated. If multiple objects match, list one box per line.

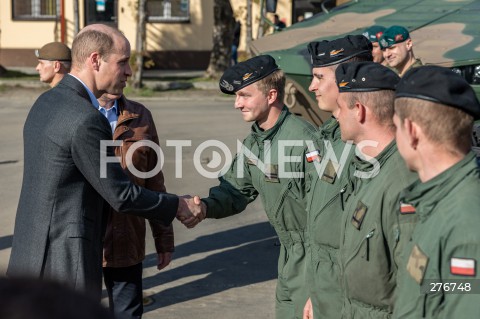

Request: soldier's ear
left=267, top=88, right=278, bottom=105
left=405, top=38, right=413, bottom=51
left=405, top=118, right=419, bottom=150
left=53, top=61, right=61, bottom=73
left=355, top=101, right=367, bottom=124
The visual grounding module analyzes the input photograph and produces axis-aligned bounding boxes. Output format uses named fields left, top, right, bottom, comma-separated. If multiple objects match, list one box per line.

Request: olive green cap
left=35, top=42, right=71, bottom=62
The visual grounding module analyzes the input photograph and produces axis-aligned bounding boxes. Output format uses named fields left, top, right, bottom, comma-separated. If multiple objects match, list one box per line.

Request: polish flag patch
left=306, top=150, right=321, bottom=163
left=400, top=202, right=416, bottom=214
left=450, top=257, right=476, bottom=276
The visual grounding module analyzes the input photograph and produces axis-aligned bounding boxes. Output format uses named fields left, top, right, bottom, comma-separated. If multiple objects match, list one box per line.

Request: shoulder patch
left=451, top=257, right=476, bottom=276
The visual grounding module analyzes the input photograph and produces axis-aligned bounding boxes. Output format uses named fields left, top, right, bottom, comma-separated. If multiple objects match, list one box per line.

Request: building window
left=147, top=0, right=190, bottom=23
left=12, top=0, right=58, bottom=20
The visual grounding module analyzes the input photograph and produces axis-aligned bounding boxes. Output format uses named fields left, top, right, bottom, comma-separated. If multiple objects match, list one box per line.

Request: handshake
left=176, top=195, right=207, bottom=228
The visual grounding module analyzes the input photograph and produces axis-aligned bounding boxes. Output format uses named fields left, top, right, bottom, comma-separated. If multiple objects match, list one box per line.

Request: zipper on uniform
left=340, top=186, right=346, bottom=210
left=364, top=230, right=374, bottom=261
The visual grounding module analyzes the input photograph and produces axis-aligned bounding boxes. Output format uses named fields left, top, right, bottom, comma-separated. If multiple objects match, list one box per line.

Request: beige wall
left=0, top=0, right=292, bottom=67
left=232, top=0, right=292, bottom=52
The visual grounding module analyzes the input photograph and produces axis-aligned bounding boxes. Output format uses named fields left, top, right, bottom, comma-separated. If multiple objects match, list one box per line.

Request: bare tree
left=131, top=0, right=147, bottom=89
left=205, top=0, right=235, bottom=79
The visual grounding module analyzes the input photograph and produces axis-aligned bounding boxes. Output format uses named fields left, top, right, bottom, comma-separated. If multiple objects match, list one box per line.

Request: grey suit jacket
left=7, top=75, right=178, bottom=300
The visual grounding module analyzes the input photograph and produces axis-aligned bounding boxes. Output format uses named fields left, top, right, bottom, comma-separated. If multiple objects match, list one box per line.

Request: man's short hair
left=344, top=90, right=396, bottom=128
left=73, top=25, right=128, bottom=70
left=395, top=98, right=474, bottom=152
left=256, top=69, right=286, bottom=103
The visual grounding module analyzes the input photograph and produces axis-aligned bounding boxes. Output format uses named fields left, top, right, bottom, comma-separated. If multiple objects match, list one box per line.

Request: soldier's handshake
left=177, top=195, right=207, bottom=228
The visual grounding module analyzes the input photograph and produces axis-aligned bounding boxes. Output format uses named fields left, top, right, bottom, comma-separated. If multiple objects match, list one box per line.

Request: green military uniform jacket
left=203, top=106, right=319, bottom=319
left=305, top=117, right=355, bottom=318
left=395, top=58, right=423, bottom=77
left=339, top=141, right=417, bottom=318
left=394, top=152, right=480, bottom=319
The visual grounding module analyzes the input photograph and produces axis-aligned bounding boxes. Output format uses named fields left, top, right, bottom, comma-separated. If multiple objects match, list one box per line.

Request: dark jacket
left=7, top=75, right=178, bottom=300
left=103, top=96, right=174, bottom=268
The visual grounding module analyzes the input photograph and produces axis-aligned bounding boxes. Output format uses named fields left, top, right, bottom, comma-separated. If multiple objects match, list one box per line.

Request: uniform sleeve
left=437, top=231, right=480, bottom=318
left=202, top=154, right=258, bottom=219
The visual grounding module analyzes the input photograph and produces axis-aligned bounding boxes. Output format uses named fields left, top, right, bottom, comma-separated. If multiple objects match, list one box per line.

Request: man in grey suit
left=7, top=25, right=202, bottom=300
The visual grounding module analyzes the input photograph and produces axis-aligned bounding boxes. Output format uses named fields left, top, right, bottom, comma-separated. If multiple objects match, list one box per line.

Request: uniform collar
left=399, top=152, right=478, bottom=221
left=319, top=116, right=341, bottom=141
left=250, top=106, right=289, bottom=142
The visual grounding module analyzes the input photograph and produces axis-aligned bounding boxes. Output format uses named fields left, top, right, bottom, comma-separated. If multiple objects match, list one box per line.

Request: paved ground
left=0, top=87, right=278, bottom=319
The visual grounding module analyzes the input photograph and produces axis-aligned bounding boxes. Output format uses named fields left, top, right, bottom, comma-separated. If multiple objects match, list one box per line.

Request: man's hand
left=303, top=298, right=314, bottom=319
left=176, top=195, right=206, bottom=228
left=157, top=252, right=172, bottom=271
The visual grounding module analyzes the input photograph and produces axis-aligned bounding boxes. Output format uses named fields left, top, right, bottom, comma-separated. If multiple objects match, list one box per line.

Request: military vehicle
left=251, top=0, right=480, bottom=126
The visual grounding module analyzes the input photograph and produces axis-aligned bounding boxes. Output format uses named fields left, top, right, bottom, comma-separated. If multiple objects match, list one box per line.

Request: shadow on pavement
left=0, top=235, right=13, bottom=251
left=142, top=221, right=278, bottom=311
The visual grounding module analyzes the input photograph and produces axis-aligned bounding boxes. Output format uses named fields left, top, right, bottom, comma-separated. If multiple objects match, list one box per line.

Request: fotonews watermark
left=99, top=139, right=380, bottom=180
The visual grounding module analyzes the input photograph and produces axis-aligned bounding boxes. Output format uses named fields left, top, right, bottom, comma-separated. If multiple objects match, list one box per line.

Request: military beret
left=336, top=61, right=400, bottom=92
left=219, top=55, right=279, bottom=95
left=308, top=35, right=373, bottom=67
left=396, top=65, right=480, bottom=119
left=362, top=25, right=386, bottom=43
left=379, top=26, right=410, bottom=50
left=35, top=42, right=71, bottom=61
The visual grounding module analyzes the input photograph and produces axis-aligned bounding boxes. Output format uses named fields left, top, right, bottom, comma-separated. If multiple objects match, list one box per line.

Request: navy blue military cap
left=336, top=61, right=400, bottom=92
left=219, top=55, right=279, bottom=95
left=308, top=35, right=373, bottom=67
left=396, top=65, right=480, bottom=119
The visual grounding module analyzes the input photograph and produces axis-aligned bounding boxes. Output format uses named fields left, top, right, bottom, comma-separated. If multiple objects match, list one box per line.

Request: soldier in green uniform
left=302, top=35, right=374, bottom=319
left=379, top=25, right=423, bottom=77
left=333, top=62, right=418, bottom=317
left=392, top=66, right=480, bottom=318
left=190, top=55, right=319, bottom=319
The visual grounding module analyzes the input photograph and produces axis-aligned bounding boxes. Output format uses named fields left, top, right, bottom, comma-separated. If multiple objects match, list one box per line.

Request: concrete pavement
left=0, top=88, right=278, bottom=319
